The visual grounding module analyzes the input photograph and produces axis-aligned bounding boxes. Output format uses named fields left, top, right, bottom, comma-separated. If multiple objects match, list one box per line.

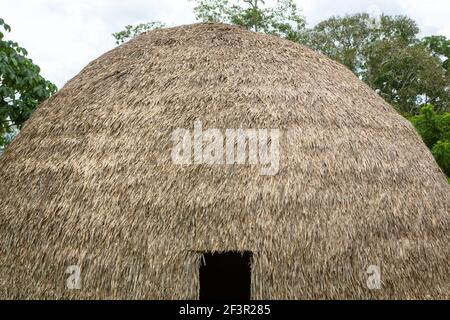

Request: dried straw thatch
left=0, top=23, right=449, bottom=299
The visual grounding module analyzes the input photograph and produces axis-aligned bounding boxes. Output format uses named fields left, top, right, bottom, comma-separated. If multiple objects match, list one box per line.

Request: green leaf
left=0, top=17, right=57, bottom=150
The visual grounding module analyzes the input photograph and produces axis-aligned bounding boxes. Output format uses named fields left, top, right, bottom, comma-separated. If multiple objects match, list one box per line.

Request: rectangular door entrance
left=199, top=251, right=252, bottom=300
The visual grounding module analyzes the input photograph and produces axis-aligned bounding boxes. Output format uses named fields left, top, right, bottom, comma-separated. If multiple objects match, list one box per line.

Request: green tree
left=364, top=40, right=449, bottom=114
left=432, top=140, right=450, bottom=177
left=113, top=1, right=305, bottom=44
left=112, top=22, right=166, bottom=45
left=0, top=18, right=57, bottom=152
left=421, top=35, right=450, bottom=71
left=410, top=105, right=444, bottom=148
left=304, top=14, right=419, bottom=74
left=305, top=13, right=449, bottom=114
left=410, top=104, right=450, bottom=176
left=193, top=0, right=305, bottom=41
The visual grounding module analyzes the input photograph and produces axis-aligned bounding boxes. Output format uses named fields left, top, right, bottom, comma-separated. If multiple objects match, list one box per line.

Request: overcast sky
left=1, top=0, right=449, bottom=88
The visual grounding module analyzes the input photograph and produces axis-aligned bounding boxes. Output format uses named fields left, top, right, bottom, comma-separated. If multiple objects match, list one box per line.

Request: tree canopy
left=0, top=18, right=57, bottom=151
left=410, top=105, right=450, bottom=176
left=193, top=0, right=305, bottom=41
left=304, top=14, right=449, bottom=115
left=304, top=14, right=419, bottom=75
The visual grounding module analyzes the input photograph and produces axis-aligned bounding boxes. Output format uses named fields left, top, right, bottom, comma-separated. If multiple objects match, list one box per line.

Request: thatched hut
left=0, top=23, right=449, bottom=300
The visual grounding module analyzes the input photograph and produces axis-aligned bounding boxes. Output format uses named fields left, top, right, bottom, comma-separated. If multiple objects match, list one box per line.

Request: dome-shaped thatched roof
left=0, top=23, right=449, bottom=299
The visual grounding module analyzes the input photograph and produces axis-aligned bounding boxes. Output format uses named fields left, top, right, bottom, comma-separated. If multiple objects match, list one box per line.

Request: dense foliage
left=409, top=105, right=450, bottom=176
left=193, top=0, right=305, bottom=41
left=305, top=14, right=449, bottom=115
left=0, top=18, right=57, bottom=151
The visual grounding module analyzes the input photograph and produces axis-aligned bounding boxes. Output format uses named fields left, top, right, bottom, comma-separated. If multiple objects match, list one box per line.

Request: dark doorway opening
left=199, top=251, right=252, bottom=300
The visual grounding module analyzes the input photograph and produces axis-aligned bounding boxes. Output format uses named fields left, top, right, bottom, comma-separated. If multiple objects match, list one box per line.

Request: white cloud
left=1, top=0, right=448, bottom=88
